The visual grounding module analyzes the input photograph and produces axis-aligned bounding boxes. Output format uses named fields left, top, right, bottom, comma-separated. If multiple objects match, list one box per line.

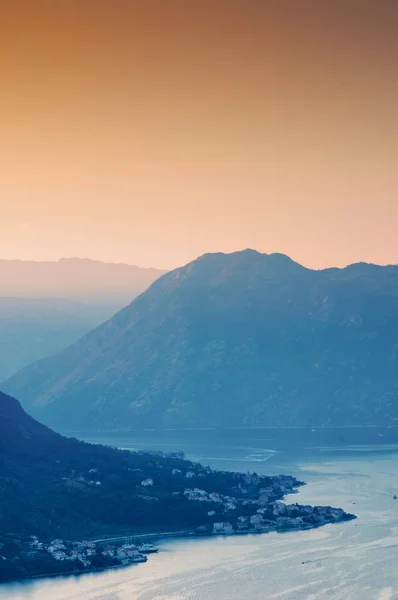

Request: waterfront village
left=173, top=470, right=353, bottom=535
left=18, top=469, right=354, bottom=576
left=60, top=457, right=355, bottom=541
left=0, top=453, right=356, bottom=583
left=25, top=536, right=153, bottom=568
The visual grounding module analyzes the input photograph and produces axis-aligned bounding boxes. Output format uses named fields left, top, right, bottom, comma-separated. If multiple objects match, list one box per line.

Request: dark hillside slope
left=4, top=250, right=398, bottom=430
left=0, top=391, right=229, bottom=539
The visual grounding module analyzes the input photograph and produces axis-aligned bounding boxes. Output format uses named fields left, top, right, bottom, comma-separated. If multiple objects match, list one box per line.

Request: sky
left=1, top=1, right=397, bottom=270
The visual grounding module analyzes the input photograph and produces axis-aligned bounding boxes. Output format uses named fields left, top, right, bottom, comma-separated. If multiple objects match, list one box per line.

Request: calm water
left=3, top=429, right=398, bottom=599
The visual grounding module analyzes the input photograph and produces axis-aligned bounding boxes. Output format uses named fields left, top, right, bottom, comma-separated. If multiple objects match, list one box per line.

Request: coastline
left=3, top=563, right=130, bottom=584
left=94, top=513, right=356, bottom=546
left=1, top=515, right=357, bottom=587
left=0, top=440, right=356, bottom=586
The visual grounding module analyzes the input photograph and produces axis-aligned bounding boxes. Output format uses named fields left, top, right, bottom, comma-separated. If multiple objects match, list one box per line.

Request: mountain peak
left=193, top=249, right=303, bottom=265
left=160, top=249, right=306, bottom=291
left=0, top=391, right=56, bottom=439
left=189, top=249, right=306, bottom=273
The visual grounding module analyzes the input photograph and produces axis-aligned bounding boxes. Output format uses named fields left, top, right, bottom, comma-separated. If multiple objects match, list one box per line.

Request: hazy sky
left=1, top=1, right=397, bottom=269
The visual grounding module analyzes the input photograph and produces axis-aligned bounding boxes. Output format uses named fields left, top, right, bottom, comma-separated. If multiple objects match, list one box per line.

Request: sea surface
left=2, top=427, right=398, bottom=600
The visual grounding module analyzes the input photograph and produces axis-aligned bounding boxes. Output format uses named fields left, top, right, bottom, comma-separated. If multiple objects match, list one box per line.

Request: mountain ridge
left=0, top=257, right=166, bottom=303
left=1, top=256, right=162, bottom=270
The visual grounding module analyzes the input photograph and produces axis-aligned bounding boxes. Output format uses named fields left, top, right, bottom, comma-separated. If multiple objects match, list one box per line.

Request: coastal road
left=92, top=530, right=194, bottom=544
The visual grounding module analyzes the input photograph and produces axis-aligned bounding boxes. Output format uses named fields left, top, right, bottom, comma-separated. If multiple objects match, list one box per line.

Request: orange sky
left=1, top=1, right=397, bottom=269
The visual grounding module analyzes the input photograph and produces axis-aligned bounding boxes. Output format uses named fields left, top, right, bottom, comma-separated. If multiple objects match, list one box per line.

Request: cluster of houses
left=183, top=488, right=238, bottom=510
left=209, top=503, right=348, bottom=535
left=27, top=537, right=148, bottom=567
left=28, top=537, right=95, bottom=565
left=180, top=472, right=301, bottom=515
left=141, top=469, right=197, bottom=487
left=177, top=471, right=351, bottom=536
left=101, top=543, right=147, bottom=565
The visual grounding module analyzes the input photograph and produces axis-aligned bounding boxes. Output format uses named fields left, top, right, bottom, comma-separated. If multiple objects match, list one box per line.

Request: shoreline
left=0, top=445, right=356, bottom=587
left=0, top=562, right=135, bottom=586
left=63, top=425, right=398, bottom=434
left=94, top=514, right=356, bottom=547
left=1, top=517, right=357, bottom=587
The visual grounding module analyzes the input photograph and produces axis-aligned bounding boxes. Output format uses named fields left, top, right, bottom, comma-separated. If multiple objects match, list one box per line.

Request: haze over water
left=3, top=429, right=398, bottom=600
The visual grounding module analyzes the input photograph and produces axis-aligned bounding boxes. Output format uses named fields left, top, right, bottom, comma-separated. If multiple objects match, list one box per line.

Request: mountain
left=3, top=250, right=398, bottom=430
left=0, top=258, right=166, bottom=305
left=0, top=259, right=165, bottom=380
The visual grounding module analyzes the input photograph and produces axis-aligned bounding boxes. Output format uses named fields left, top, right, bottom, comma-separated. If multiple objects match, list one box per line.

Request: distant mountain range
left=0, top=258, right=166, bottom=304
left=0, top=259, right=165, bottom=381
left=3, top=250, right=398, bottom=431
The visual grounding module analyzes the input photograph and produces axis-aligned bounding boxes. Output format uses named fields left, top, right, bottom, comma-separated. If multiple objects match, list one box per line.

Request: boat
left=131, top=554, right=148, bottom=563
left=138, top=543, right=158, bottom=554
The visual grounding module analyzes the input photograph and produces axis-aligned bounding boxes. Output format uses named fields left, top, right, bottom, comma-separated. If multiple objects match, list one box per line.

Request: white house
left=213, top=522, right=234, bottom=534
left=141, top=478, right=154, bottom=487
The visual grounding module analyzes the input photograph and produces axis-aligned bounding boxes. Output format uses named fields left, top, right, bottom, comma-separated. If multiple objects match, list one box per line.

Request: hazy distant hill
left=0, top=259, right=165, bottom=380
left=0, top=298, right=116, bottom=381
left=4, top=250, right=398, bottom=430
left=0, top=258, right=166, bottom=304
